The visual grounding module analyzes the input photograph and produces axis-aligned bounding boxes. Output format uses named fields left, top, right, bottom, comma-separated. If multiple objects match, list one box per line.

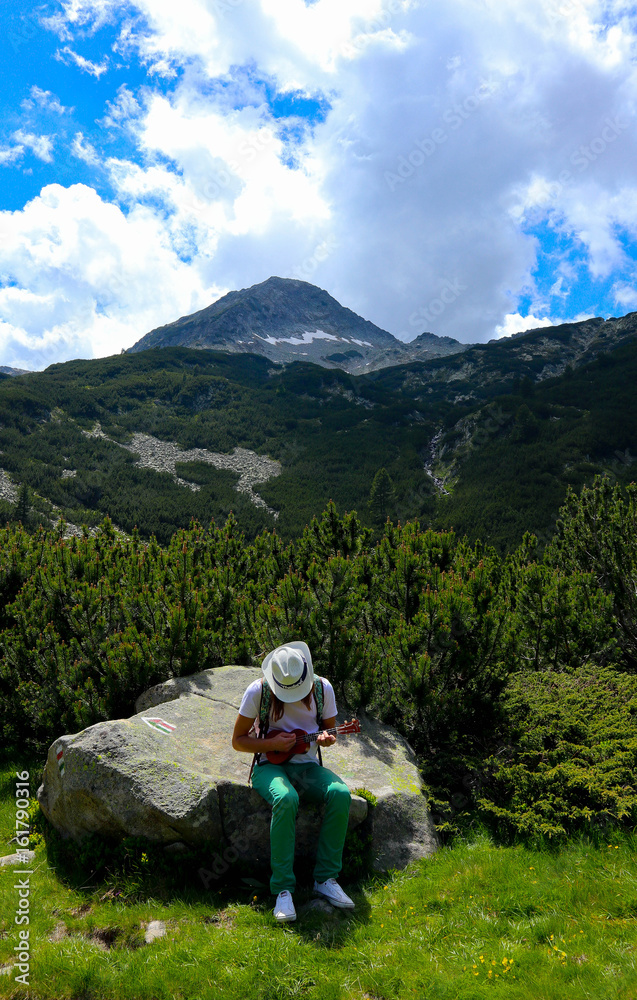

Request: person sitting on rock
left=232, top=640, right=354, bottom=923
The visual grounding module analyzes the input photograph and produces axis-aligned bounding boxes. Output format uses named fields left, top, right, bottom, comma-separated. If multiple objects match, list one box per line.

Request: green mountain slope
left=429, top=338, right=637, bottom=549
left=0, top=349, right=436, bottom=542
left=0, top=315, right=635, bottom=549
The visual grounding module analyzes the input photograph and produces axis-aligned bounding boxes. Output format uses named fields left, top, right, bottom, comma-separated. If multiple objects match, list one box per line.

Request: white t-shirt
left=239, top=676, right=337, bottom=765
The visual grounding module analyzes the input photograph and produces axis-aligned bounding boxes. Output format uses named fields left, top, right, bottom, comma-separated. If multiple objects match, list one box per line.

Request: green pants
left=251, top=761, right=351, bottom=895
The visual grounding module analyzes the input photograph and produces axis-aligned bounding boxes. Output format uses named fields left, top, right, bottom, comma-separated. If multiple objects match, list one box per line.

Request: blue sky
left=1, top=0, right=636, bottom=369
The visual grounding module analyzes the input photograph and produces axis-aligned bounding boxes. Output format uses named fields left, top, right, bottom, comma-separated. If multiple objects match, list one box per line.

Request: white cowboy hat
left=261, top=641, right=314, bottom=703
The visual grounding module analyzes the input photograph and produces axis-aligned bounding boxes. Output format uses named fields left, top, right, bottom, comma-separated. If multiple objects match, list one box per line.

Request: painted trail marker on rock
left=142, top=717, right=176, bottom=735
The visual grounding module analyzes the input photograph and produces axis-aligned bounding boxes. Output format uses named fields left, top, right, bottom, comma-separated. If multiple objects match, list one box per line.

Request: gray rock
left=0, top=851, right=35, bottom=867
left=38, top=665, right=438, bottom=872
left=299, top=898, right=338, bottom=916
left=163, top=841, right=189, bottom=855
left=144, top=920, right=166, bottom=943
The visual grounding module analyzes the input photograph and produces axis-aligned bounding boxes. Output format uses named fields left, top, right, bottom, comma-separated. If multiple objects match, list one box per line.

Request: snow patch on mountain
left=258, top=330, right=340, bottom=346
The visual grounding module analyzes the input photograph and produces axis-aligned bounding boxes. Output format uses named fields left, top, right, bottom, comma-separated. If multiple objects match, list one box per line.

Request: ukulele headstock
left=339, top=718, right=361, bottom=735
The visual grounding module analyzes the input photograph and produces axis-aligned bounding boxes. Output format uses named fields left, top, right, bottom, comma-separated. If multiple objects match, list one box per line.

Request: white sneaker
left=273, top=890, right=296, bottom=922
left=313, top=878, right=355, bottom=909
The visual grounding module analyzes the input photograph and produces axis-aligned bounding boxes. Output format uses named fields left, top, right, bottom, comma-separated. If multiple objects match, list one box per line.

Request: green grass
left=1, top=761, right=636, bottom=1000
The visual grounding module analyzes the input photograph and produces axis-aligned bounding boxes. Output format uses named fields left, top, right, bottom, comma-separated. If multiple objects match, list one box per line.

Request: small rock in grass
left=144, top=920, right=166, bottom=943
left=0, top=851, right=35, bottom=867
left=163, top=841, right=189, bottom=855
left=299, top=899, right=339, bottom=916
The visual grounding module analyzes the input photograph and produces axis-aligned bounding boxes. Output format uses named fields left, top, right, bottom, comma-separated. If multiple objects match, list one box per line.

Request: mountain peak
left=128, top=276, right=469, bottom=373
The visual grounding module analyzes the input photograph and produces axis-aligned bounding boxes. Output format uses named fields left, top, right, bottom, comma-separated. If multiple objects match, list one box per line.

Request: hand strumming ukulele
left=265, top=719, right=362, bottom=764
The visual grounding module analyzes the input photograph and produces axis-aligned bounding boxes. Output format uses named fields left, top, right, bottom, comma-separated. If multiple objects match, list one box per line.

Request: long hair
left=270, top=689, right=315, bottom=723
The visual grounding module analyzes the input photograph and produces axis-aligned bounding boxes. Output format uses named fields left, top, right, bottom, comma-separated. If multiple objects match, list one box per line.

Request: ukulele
left=265, top=719, right=361, bottom=764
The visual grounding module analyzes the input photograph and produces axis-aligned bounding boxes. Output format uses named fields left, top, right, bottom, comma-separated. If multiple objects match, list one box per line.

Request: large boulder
left=38, top=666, right=438, bottom=873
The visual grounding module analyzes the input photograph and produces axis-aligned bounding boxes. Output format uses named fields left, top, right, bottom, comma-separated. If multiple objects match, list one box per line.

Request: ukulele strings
left=289, top=725, right=348, bottom=746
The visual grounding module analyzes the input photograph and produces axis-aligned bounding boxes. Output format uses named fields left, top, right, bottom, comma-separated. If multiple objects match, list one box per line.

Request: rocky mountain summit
left=129, top=276, right=468, bottom=374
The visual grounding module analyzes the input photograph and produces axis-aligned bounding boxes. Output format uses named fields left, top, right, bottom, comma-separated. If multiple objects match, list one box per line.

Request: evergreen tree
left=512, top=403, right=539, bottom=442
left=546, top=475, right=637, bottom=669
left=368, top=468, right=396, bottom=525
left=15, top=483, right=30, bottom=525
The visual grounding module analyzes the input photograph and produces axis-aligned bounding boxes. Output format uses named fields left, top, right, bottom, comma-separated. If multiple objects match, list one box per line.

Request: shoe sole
left=274, top=912, right=297, bottom=922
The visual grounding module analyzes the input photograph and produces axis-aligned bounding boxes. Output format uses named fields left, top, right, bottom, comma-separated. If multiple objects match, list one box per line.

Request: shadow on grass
left=36, top=806, right=377, bottom=947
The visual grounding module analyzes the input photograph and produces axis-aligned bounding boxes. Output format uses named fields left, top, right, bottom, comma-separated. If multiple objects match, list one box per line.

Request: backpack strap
left=248, top=679, right=271, bottom=785
left=314, top=677, right=324, bottom=768
left=259, top=679, right=272, bottom=733
left=314, top=677, right=324, bottom=724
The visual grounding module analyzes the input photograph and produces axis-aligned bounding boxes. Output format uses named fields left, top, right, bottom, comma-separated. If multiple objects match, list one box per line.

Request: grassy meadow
left=1, top=761, right=636, bottom=1000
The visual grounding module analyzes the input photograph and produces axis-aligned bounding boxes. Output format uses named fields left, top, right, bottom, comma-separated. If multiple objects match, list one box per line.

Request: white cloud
left=493, top=313, right=556, bottom=339
left=101, top=85, right=142, bottom=128
left=0, top=184, right=215, bottom=369
left=0, top=146, right=24, bottom=167
left=22, top=87, right=71, bottom=115
left=108, top=0, right=406, bottom=87
left=71, top=132, right=101, bottom=166
left=102, top=88, right=330, bottom=278
left=55, top=46, right=109, bottom=78
left=42, top=0, right=121, bottom=38
left=11, top=131, right=55, bottom=163
left=612, top=282, right=637, bottom=308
